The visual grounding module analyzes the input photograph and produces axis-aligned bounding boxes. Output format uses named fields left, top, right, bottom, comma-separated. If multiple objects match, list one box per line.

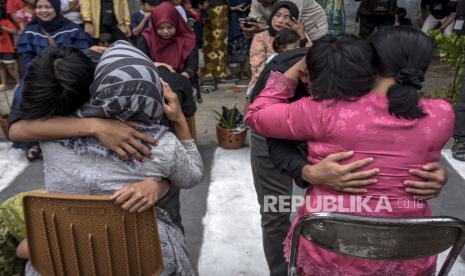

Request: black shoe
left=452, top=138, right=465, bottom=161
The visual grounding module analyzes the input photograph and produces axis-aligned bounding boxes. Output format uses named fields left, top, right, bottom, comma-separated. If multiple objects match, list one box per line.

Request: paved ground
left=1, top=144, right=465, bottom=275
left=1, top=62, right=465, bottom=275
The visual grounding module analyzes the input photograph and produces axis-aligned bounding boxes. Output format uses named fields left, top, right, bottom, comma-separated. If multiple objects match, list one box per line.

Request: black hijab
left=34, top=0, right=72, bottom=33
left=267, top=1, right=299, bottom=37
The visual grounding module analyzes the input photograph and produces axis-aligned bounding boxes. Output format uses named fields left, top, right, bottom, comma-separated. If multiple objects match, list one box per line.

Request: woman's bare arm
left=160, top=79, right=192, bottom=140
left=10, top=117, right=97, bottom=141
left=9, top=117, right=156, bottom=161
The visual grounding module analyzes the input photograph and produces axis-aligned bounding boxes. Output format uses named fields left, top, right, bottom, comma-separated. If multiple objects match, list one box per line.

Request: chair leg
left=288, top=267, right=298, bottom=276
left=288, top=223, right=304, bottom=276
left=438, top=230, right=465, bottom=276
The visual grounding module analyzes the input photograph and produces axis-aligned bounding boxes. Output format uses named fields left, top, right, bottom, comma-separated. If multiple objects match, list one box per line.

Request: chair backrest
left=289, top=212, right=465, bottom=276
left=23, top=192, right=164, bottom=276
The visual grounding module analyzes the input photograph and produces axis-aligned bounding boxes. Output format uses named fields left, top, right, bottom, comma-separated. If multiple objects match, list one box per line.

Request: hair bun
left=394, top=68, right=425, bottom=90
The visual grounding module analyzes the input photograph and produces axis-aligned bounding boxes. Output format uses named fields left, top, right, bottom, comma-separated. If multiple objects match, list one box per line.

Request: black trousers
left=250, top=131, right=294, bottom=276
left=156, top=186, right=183, bottom=232
left=454, top=61, right=465, bottom=138
left=359, top=14, right=395, bottom=39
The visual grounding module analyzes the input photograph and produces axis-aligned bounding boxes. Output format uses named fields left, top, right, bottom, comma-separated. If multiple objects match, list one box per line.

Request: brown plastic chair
left=288, top=212, right=465, bottom=276
left=23, top=192, right=163, bottom=276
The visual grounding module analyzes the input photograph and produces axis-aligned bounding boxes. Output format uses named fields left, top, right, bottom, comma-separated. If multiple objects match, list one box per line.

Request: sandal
left=26, top=146, right=42, bottom=161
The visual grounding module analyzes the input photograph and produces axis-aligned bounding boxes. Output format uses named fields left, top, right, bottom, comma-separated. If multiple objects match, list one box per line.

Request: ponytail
left=367, top=26, right=434, bottom=120
left=387, top=68, right=426, bottom=119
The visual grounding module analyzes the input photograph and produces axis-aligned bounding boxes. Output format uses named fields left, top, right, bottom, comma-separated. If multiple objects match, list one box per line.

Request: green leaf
left=429, top=30, right=465, bottom=106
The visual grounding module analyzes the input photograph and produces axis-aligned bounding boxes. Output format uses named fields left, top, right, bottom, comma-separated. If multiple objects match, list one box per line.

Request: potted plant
left=214, top=105, right=247, bottom=149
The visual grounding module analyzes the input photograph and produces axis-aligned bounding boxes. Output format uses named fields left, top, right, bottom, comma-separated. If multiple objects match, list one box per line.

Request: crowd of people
left=0, top=0, right=464, bottom=275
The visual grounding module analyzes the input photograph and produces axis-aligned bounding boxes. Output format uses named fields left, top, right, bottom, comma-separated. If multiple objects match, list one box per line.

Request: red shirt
left=6, top=0, right=25, bottom=15
left=0, top=19, right=17, bottom=53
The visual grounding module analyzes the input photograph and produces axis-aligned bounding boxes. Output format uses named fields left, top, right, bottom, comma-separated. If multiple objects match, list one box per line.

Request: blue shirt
left=131, top=10, right=149, bottom=41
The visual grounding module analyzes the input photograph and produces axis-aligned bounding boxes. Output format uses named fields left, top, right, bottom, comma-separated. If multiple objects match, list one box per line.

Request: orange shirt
left=0, top=19, right=17, bottom=53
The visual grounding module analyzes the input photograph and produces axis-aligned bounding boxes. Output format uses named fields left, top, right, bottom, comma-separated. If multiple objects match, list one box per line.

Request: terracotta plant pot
left=216, top=124, right=247, bottom=149
left=0, top=114, right=9, bottom=140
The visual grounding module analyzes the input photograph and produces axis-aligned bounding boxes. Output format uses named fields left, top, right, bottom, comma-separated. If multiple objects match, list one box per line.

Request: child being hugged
left=267, top=28, right=302, bottom=63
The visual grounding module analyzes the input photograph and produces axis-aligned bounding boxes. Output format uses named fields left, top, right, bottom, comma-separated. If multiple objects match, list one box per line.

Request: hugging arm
left=405, top=162, right=448, bottom=200
left=167, top=138, right=204, bottom=189
left=162, top=80, right=204, bottom=188
left=111, top=178, right=170, bottom=213
left=245, top=70, right=320, bottom=141
left=9, top=117, right=156, bottom=161
left=162, top=91, right=204, bottom=189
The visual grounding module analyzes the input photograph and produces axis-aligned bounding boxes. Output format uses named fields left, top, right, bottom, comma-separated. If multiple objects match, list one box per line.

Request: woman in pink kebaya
left=245, top=27, right=454, bottom=276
